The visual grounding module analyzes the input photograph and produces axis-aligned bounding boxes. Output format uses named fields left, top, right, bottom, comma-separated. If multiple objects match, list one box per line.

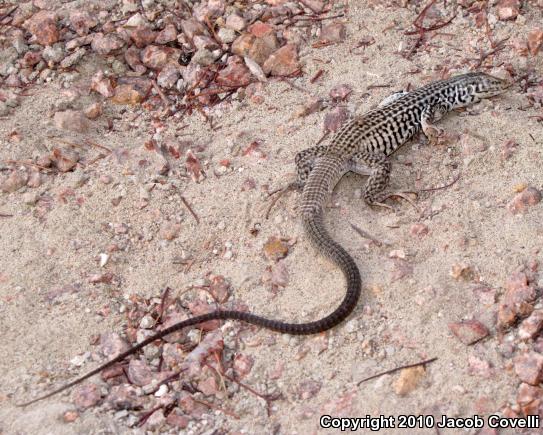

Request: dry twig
left=357, top=357, right=438, bottom=386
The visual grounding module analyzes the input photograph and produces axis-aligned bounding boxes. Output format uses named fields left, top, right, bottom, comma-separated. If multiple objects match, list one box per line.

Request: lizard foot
left=423, top=125, right=445, bottom=146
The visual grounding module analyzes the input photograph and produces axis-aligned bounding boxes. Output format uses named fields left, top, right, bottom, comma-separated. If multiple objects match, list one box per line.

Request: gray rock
left=42, top=44, right=65, bottom=63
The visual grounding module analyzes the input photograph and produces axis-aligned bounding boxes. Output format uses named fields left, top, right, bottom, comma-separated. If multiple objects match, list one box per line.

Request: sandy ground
left=1, top=1, right=543, bottom=434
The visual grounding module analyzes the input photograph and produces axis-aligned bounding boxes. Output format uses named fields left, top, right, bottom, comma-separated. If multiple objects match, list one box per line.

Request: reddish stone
left=514, top=352, right=543, bottom=385
left=124, top=46, right=147, bottom=74
left=91, top=71, right=114, bottom=97
left=263, top=44, right=299, bottom=76
left=410, top=223, right=429, bottom=237
left=498, top=271, right=536, bottom=328
left=233, top=354, right=254, bottom=378
left=216, top=57, right=251, bottom=87
left=448, top=320, right=489, bottom=345
left=54, top=111, right=90, bottom=134
left=180, top=19, right=207, bottom=40
left=127, top=359, right=153, bottom=386
left=528, top=29, right=543, bottom=56
left=507, top=187, right=542, bottom=214
left=141, top=45, right=181, bottom=69
left=129, top=26, right=157, bottom=48
left=232, top=31, right=279, bottom=66
left=248, top=21, right=275, bottom=38
left=300, top=0, right=325, bottom=13
left=73, top=383, right=101, bottom=409
left=91, top=33, right=125, bottom=55
left=166, top=412, right=189, bottom=428
left=155, top=24, right=178, bottom=44
left=225, top=14, right=246, bottom=31
left=329, top=84, right=352, bottom=101
left=319, top=22, right=346, bottom=43
left=324, top=106, right=349, bottom=132
left=70, top=11, right=97, bottom=36
left=24, top=11, right=59, bottom=46
left=21, top=51, right=41, bottom=67
left=497, top=0, right=521, bottom=20
left=519, top=310, right=543, bottom=340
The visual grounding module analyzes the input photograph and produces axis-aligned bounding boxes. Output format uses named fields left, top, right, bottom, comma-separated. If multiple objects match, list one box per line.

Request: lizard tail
left=18, top=207, right=361, bottom=407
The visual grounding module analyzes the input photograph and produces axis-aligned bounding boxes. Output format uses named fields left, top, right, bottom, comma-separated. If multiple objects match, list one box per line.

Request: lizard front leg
left=421, top=104, right=447, bottom=145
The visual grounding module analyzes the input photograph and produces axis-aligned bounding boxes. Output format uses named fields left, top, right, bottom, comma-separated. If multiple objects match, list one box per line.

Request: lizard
left=19, top=72, right=509, bottom=406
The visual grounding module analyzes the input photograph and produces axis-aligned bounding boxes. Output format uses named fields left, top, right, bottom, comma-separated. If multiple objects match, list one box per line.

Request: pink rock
left=100, top=332, right=129, bottom=358
left=232, top=31, right=279, bottom=66
left=65, top=35, right=93, bottom=51
left=185, top=150, right=205, bottom=183
left=519, top=310, right=543, bottom=340
left=155, top=24, right=178, bottom=44
left=498, top=271, right=536, bottom=328
left=233, top=354, right=254, bottom=378
left=166, top=411, right=189, bottom=428
left=127, top=359, right=153, bottom=386
left=514, top=352, right=543, bottom=385
left=468, top=355, right=493, bottom=378
left=179, top=19, right=207, bottom=40
left=91, top=71, right=114, bottom=97
left=106, top=385, right=143, bottom=410
left=129, top=26, right=157, bottom=48
left=73, top=383, right=101, bottom=409
left=50, top=147, right=80, bottom=172
left=528, top=29, right=543, bottom=56
left=497, top=0, right=521, bottom=20
left=91, top=33, right=125, bottom=55
left=141, top=45, right=181, bottom=70
left=198, top=375, right=218, bottom=396
left=157, top=63, right=181, bottom=89
left=0, top=171, right=28, bottom=193
left=209, top=275, right=230, bottom=303
left=193, top=34, right=219, bottom=50
left=319, top=22, right=346, bottom=43
left=323, top=106, right=349, bottom=132
left=21, top=51, right=41, bottom=67
left=410, top=223, right=429, bottom=237
left=448, top=320, right=489, bottom=345
left=263, top=44, right=299, bottom=76
left=329, top=84, right=352, bottom=101
left=216, top=56, right=251, bottom=87
left=472, top=286, right=496, bottom=305
left=225, top=14, right=246, bottom=31
left=84, top=102, right=103, bottom=120
left=298, top=379, right=322, bottom=399
left=300, top=0, right=325, bottom=13
left=248, top=21, right=275, bottom=38
left=54, top=110, right=90, bottom=133
left=24, top=11, right=58, bottom=46
left=26, top=170, right=42, bottom=188
left=70, top=11, right=97, bottom=36
left=125, top=46, right=147, bottom=74
left=507, top=187, right=541, bottom=214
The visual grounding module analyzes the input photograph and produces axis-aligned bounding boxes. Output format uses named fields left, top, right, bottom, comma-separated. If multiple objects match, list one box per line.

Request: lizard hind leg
left=266, top=145, right=328, bottom=219
left=357, top=153, right=418, bottom=212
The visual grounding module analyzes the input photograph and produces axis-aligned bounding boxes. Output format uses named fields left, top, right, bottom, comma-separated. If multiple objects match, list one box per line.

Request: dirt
left=1, top=1, right=543, bottom=434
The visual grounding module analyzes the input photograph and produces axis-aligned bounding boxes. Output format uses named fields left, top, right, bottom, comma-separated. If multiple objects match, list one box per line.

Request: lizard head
left=459, top=72, right=510, bottom=100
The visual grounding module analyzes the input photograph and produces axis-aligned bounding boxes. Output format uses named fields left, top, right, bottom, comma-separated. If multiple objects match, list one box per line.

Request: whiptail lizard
left=19, top=72, right=509, bottom=406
